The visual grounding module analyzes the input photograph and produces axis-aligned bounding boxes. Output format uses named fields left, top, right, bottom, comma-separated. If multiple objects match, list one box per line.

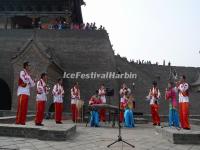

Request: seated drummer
left=89, top=90, right=101, bottom=127
left=124, top=94, right=135, bottom=128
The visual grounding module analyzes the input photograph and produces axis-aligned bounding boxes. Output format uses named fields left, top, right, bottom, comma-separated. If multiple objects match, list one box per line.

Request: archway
left=0, top=79, right=11, bottom=110
left=11, top=16, right=33, bottom=29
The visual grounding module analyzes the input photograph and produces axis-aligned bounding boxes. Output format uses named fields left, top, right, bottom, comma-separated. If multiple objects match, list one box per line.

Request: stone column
left=6, top=17, right=12, bottom=29
left=0, top=17, right=10, bottom=29
left=0, top=17, right=5, bottom=29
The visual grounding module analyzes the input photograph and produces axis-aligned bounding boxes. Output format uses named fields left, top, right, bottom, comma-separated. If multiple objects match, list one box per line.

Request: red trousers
left=55, top=102, right=63, bottom=122
left=119, top=102, right=125, bottom=123
left=100, top=109, right=106, bottom=122
left=35, top=101, right=46, bottom=124
left=120, top=111, right=124, bottom=123
left=151, top=104, right=160, bottom=124
left=179, top=102, right=190, bottom=129
left=71, top=104, right=78, bottom=122
left=16, top=94, right=29, bottom=125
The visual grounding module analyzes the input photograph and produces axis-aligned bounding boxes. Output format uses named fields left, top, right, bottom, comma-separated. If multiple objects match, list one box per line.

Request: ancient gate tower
left=0, top=0, right=84, bottom=29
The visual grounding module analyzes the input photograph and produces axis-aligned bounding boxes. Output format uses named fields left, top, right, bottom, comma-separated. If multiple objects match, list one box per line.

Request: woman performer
left=124, top=95, right=135, bottom=128
left=89, top=90, right=101, bottom=127
left=71, top=82, right=80, bottom=122
left=52, top=78, right=65, bottom=124
left=176, top=75, right=190, bottom=130
left=98, top=84, right=106, bottom=122
left=119, top=83, right=131, bottom=123
left=165, top=81, right=180, bottom=128
left=147, top=81, right=161, bottom=126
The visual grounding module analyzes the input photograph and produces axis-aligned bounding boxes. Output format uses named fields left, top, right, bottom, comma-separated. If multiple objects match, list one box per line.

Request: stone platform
left=0, top=120, right=76, bottom=141
left=0, top=115, right=35, bottom=124
left=190, top=119, right=200, bottom=125
left=155, top=125, right=200, bottom=144
left=135, top=117, right=148, bottom=124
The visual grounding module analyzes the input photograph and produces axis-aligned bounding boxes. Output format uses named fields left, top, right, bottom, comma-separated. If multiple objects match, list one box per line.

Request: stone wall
left=35, top=30, right=118, bottom=111
left=0, top=30, right=33, bottom=111
left=0, top=30, right=118, bottom=112
left=0, top=29, right=199, bottom=115
left=115, top=55, right=200, bottom=115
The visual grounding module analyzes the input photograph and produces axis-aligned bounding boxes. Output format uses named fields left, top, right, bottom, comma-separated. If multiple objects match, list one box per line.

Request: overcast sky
left=82, top=0, right=200, bottom=67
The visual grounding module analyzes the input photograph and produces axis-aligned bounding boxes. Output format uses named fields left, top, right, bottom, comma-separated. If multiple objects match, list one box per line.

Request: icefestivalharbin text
left=63, top=72, right=137, bottom=79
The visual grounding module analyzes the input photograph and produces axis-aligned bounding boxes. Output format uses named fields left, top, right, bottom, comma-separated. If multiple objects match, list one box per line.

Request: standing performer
left=147, top=81, right=161, bottom=126
left=124, top=95, right=135, bottom=128
left=89, top=90, right=101, bottom=127
left=98, top=84, right=106, bottom=122
left=35, top=73, right=49, bottom=126
left=16, top=62, right=35, bottom=125
left=52, top=78, right=64, bottom=124
left=176, top=75, right=190, bottom=130
left=119, top=83, right=131, bottom=123
left=71, top=82, right=80, bottom=122
left=165, top=81, right=179, bottom=128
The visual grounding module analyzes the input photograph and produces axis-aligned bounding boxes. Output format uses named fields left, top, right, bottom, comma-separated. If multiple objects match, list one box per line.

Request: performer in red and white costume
left=147, top=81, right=161, bottom=126
left=16, top=62, right=35, bottom=125
left=119, top=83, right=131, bottom=123
left=35, top=73, right=49, bottom=126
left=176, top=75, right=190, bottom=130
left=71, top=82, right=80, bottom=122
left=98, top=84, right=107, bottom=122
left=52, top=78, right=64, bottom=124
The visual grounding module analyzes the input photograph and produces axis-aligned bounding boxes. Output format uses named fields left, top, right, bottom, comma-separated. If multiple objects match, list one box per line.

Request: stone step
left=155, top=125, right=200, bottom=144
left=0, top=115, right=35, bottom=124
left=0, top=120, right=76, bottom=141
left=135, top=118, right=148, bottom=124
left=190, top=119, right=200, bottom=125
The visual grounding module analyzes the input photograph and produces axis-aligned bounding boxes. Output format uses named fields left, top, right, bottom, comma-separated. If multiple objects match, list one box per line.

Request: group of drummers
left=15, top=62, right=191, bottom=130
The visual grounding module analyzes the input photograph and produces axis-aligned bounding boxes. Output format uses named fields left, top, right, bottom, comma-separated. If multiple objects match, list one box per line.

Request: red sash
left=18, top=70, right=28, bottom=87
left=18, top=78, right=27, bottom=87
left=182, top=90, right=189, bottom=97
left=151, top=88, right=158, bottom=99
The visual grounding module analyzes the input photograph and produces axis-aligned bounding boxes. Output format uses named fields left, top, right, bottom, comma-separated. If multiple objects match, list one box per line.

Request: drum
left=76, top=99, right=84, bottom=122
left=76, top=99, right=84, bottom=110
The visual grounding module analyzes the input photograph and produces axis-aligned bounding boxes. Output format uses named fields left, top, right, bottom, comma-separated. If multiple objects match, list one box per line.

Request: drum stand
left=107, top=100, right=135, bottom=148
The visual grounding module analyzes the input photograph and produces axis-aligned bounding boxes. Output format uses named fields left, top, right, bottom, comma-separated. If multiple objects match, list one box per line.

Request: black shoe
left=16, top=123, right=25, bottom=125
left=56, top=121, right=63, bottom=124
left=183, top=127, right=191, bottom=130
left=35, top=123, right=44, bottom=126
left=153, top=123, right=157, bottom=126
left=157, top=123, right=161, bottom=126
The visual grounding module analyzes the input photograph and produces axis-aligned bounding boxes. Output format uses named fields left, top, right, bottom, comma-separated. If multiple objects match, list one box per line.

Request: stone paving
left=0, top=122, right=200, bottom=150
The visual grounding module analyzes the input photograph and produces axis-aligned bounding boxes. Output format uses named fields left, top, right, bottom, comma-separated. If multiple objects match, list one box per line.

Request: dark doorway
left=11, top=16, right=33, bottom=29
left=0, top=79, right=11, bottom=110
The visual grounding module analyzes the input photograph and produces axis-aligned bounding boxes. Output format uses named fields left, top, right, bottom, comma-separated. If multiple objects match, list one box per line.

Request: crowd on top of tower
left=37, top=18, right=105, bottom=31
left=70, top=22, right=105, bottom=31
left=129, top=59, right=171, bottom=66
left=117, top=55, right=171, bottom=66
